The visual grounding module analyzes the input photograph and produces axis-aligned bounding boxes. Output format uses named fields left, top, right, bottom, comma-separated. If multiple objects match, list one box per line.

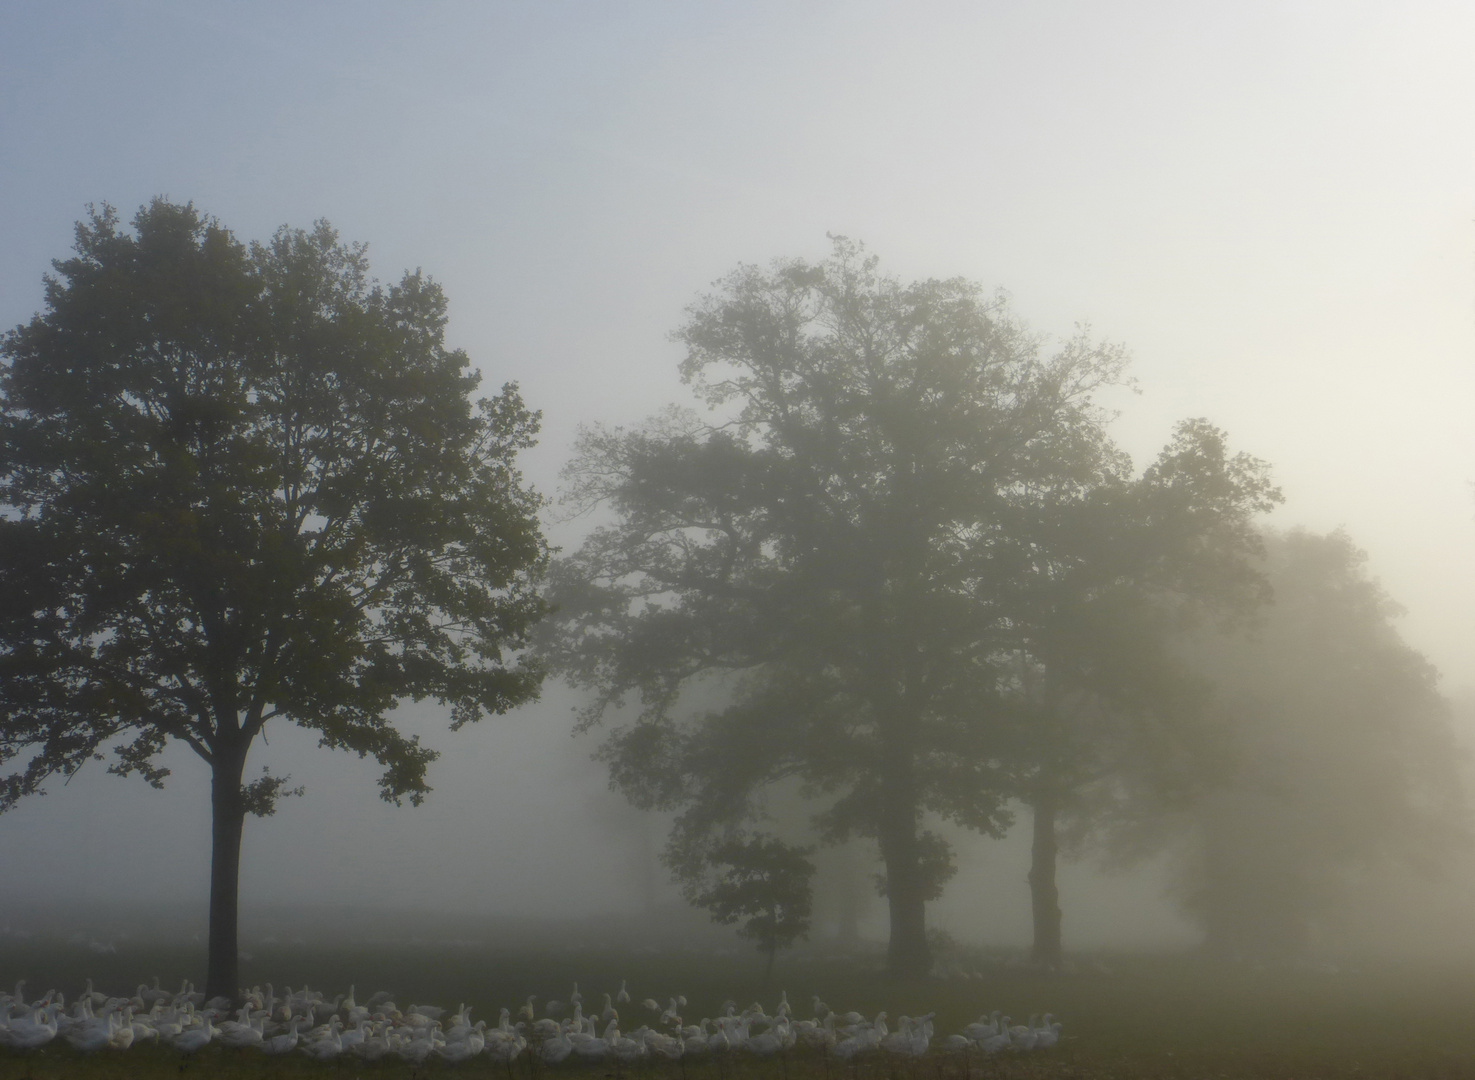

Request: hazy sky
left=1, top=1, right=1472, bottom=937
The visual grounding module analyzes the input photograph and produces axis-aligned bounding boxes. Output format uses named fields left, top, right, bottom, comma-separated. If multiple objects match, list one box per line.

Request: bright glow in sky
left=2, top=1, right=1472, bottom=929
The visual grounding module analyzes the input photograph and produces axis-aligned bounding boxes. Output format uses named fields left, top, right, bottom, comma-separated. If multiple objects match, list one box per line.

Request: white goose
left=262, top=1016, right=302, bottom=1055
left=173, top=1019, right=217, bottom=1055
left=538, top=1025, right=574, bottom=1064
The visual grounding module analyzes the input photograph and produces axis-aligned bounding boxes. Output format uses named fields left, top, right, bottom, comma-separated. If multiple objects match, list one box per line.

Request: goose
left=793, top=1012, right=835, bottom=1050
left=173, top=1020, right=217, bottom=1055
left=963, top=1011, right=1001, bottom=1042
left=339, top=1018, right=372, bottom=1053
left=538, top=1025, right=574, bottom=1064
left=706, top=1019, right=732, bottom=1054
left=445, top=1008, right=478, bottom=1041
left=812, top=995, right=830, bottom=1018
left=300, top=1016, right=344, bottom=1061
left=154, top=1008, right=191, bottom=1045
left=1033, top=1014, right=1062, bottom=1049
left=439, top=1034, right=482, bottom=1064
left=397, top=1025, right=441, bottom=1066
left=682, top=1023, right=711, bottom=1057
left=979, top=1020, right=1013, bottom=1055
left=880, top=1015, right=914, bottom=1054
left=607, top=1021, right=646, bottom=1064
left=830, top=1030, right=870, bottom=1061
left=1010, top=1014, right=1040, bottom=1050
left=65, top=1010, right=119, bottom=1053
left=139, top=978, right=169, bottom=1008
left=217, top=1005, right=263, bottom=1048
left=833, top=1013, right=883, bottom=1060
left=358, top=1023, right=394, bottom=1061
left=108, top=1007, right=137, bottom=1051
left=905, top=1012, right=934, bottom=1057
left=745, top=1018, right=788, bottom=1058
left=83, top=979, right=109, bottom=1011
left=2, top=1005, right=58, bottom=1050
left=569, top=1016, right=609, bottom=1061
left=616, top=979, right=631, bottom=1004
left=601, top=993, right=619, bottom=1022
left=131, top=1006, right=162, bottom=1044
left=489, top=1027, right=523, bottom=1062
left=723, top=1014, right=750, bottom=1049
left=263, top=1016, right=301, bottom=1055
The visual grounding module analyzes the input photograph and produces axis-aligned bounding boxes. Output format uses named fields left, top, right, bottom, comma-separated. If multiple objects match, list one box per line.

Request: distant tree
left=1004, top=419, right=1281, bottom=966
left=547, top=239, right=1133, bottom=977
left=677, top=835, right=815, bottom=979
left=0, top=200, right=549, bottom=999
left=1142, top=530, right=1465, bottom=956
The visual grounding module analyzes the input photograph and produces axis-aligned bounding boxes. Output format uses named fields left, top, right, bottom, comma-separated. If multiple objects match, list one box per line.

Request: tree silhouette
left=548, top=239, right=1133, bottom=977
left=0, top=200, right=549, bottom=998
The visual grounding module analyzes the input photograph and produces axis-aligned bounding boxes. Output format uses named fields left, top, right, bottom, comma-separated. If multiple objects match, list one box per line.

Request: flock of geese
left=0, top=977, right=1063, bottom=1065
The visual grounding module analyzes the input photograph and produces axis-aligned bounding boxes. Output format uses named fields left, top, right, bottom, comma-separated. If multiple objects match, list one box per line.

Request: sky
left=1, top=0, right=1473, bottom=943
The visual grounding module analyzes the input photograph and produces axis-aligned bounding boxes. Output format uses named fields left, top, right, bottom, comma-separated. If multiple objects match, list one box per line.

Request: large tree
left=548, top=240, right=1134, bottom=977
left=1003, top=419, right=1281, bottom=966
left=0, top=200, right=548, bottom=998
left=1154, top=529, right=1466, bottom=956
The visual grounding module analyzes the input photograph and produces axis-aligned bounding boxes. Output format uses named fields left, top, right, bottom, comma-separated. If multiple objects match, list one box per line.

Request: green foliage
left=0, top=199, right=549, bottom=810
left=239, top=767, right=305, bottom=818
left=680, top=835, right=816, bottom=972
left=1157, top=529, right=1467, bottom=955
left=548, top=238, right=1147, bottom=974
left=1010, top=416, right=1284, bottom=821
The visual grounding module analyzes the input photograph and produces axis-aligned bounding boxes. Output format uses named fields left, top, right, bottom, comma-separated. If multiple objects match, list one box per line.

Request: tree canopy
left=0, top=199, right=549, bottom=997
left=1154, top=529, right=1466, bottom=955
left=998, top=417, right=1281, bottom=964
left=549, top=239, right=1155, bottom=976
left=678, top=835, right=816, bottom=979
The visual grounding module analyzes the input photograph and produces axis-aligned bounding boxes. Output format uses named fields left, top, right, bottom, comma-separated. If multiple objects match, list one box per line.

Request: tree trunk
left=206, top=743, right=247, bottom=1002
left=879, top=813, right=930, bottom=979
left=1027, top=790, right=1063, bottom=969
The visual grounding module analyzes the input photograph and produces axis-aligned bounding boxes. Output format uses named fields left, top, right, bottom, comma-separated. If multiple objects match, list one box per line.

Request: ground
left=2, top=941, right=1473, bottom=1079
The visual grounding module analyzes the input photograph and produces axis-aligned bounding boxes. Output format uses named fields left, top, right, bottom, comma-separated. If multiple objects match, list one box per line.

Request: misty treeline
left=0, top=204, right=1466, bottom=1000
left=541, top=241, right=1469, bottom=976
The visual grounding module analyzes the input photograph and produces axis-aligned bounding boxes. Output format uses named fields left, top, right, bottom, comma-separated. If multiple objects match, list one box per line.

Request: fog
left=2, top=1, right=1474, bottom=961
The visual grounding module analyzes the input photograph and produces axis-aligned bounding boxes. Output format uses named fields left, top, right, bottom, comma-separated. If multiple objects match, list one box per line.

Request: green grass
left=4, top=943, right=1475, bottom=1079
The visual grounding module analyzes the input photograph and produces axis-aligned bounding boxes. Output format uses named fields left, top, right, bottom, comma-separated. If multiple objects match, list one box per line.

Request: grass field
left=4, top=941, right=1475, bottom=1079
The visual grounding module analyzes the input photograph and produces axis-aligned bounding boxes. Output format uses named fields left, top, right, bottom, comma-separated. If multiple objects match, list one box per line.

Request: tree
left=1156, top=529, right=1467, bottom=956
left=0, top=200, right=549, bottom=999
left=1003, top=419, right=1281, bottom=966
left=677, top=835, right=815, bottom=979
left=548, top=239, right=1134, bottom=977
